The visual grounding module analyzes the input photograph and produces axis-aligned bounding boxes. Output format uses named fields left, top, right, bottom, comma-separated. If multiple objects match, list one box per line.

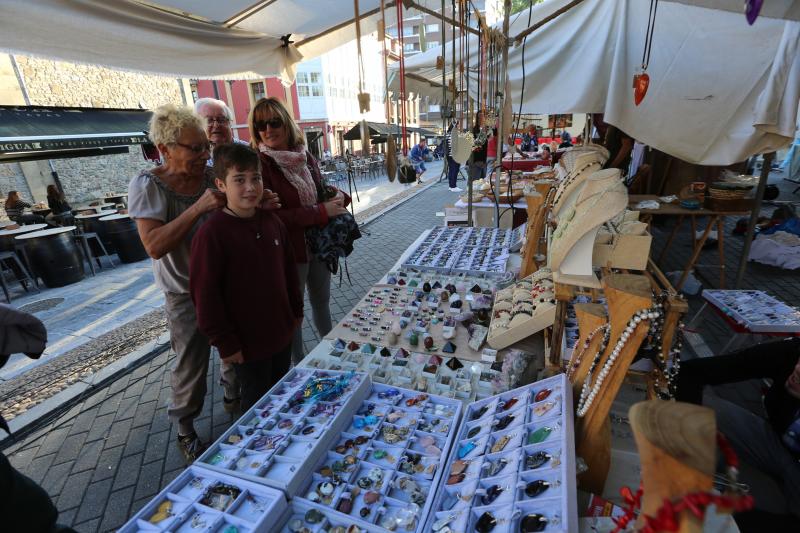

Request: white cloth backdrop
left=393, top=0, right=800, bottom=165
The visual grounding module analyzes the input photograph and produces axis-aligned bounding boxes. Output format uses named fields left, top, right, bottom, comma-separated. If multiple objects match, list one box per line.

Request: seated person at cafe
left=677, top=339, right=800, bottom=529
left=4, top=191, right=44, bottom=225
left=190, top=143, right=303, bottom=411
left=558, top=131, right=573, bottom=149
left=539, top=144, right=552, bottom=163
left=45, top=185, right=72, bottom=225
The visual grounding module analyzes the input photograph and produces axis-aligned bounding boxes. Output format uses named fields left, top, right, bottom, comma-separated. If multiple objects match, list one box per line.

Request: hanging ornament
left=359, top=119, right=371, bottom=155
left=634, top=0, right=658, bottom=106
left=354, top=0, right=370, bottom=114
left=745, top=0, right=763, bottom=25
left=358, top=93, right=371, bottom=114
left=436, top=56, right=445, bottom=70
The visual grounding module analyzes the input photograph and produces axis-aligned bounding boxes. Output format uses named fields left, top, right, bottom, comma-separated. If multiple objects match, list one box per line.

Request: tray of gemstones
left=325, top=279, right=495, bottom=362
left=702, top=290, right=800, bottom=333
left=425, top=373, right=577, bottom=533
left=301, top=339, right=495, bottom=402
left=118, top=465, right=287, bottom=533
left=294, top=384, right=463, bottom=533
left=451, top=245, right=511, bottom=277
left=276, top=497, right=389, bottom=533
left=196, top=368, right=371, bottom=497
left=402, top=227, right=512, bottom=274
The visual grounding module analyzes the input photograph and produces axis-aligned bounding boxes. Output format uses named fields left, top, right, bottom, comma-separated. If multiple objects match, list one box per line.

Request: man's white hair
left=194, top=98, right=233, bottom=121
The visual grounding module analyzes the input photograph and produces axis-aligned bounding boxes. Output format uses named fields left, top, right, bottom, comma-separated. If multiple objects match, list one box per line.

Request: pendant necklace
left=224, top=206, right=261, bottom=239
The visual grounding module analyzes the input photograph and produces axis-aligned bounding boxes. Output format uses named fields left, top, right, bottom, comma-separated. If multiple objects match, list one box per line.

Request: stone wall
left=0, top=55, right=187, bottom=203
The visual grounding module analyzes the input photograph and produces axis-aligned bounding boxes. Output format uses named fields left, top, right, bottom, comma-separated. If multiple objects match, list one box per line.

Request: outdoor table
left=0, top=223, right=48, bottom=252
left=629, top=194, right=750, bottom=291
left=0, top=221, right=17, bottom=229
left=74, top=202, right=115, bottom=213
left=75, top=210, right=117, bottom=252
left=99, top=213, right=148, bottom=263
left=15, top=226, right=85, bottom=287
left=684, top=290, right=800, bottom=358
left=31, top=207, right=52, bottom=218
left=500, top=156, right=548, bottom=172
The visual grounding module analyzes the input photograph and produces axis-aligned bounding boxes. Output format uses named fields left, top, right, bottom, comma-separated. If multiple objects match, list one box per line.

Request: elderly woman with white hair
left=128, top=104, right=227, bottom=462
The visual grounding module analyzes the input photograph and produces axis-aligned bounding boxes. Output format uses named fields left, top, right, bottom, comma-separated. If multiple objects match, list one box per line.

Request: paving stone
left=98, top=486, right=136, bottom=532
left=37, top=427, right=71, bottom=457
left=122, top=426, right=149, bottom=457
left=40, top=458, right=74, bottom=497
left=6, top=446, right=38, bottom=472
left=91, top=445, right=124, bottom=482
left=57, top=508, right=77, bottom=529
left=53, top=431, right=88, bottom=466
left=131, top=400, right=157, bottom=429
left=112, top=453, right=143, bottom=491
left=134, top=459, right=164, bottom=501
left=75, top=478, right=114, bottom=523
left=72, top=517, right=101, bottom=533
left=24, top=452, right=57, bottom=484
left=114, top=396, right=139, bottom=422
left=122, top=377, right=146, bottom=400
left=103, top=418, right=133, bottom=449
left=142, top=430, right=169, bottom=465
left=96, top=391, right=124, bottom=417
left=56, top=470, right=94, bottom=510
left=71, top=439, right=105, bottom=474
left=68, top=407, right=99, bottom=436
left=85, top=412, right=115, bottom=443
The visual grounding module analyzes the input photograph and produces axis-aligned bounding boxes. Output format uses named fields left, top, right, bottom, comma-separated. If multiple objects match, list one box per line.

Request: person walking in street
left=444, top=120, right=463, bottom=192
left=249, top=97, right=349, bottom=365
left=128, top=104, right=275, bottom=462
left=190, top=143, right=302, bottom=411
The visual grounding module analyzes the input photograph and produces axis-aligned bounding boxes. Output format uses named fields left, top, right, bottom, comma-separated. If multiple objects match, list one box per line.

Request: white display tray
left=196, top=368, right=371, bottom=497
left=118, top=465, right=287, bottom=533
left=424, top=373, right=578, bottom=533
left=702, top=289, right=800, bottom=333
left=292, top=383, right=463, bottom=533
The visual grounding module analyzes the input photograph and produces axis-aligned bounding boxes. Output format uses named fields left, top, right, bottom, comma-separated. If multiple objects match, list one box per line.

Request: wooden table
left=500, top=157, right=548, bottom=172
left=629, top=194, right=750, bottom=291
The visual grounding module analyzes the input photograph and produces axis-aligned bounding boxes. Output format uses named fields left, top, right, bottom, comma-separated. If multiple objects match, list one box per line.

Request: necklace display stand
left=567, top=303, right=607, bottom=389
left=549, top=178, right=627, bottom=288
left=572, top=273, right=654, bottom=495
left=629, top=400, right=716, bottom=533
left=520, top=185, right=551, bottom=278
left=551, top=152, right=605, bottom=217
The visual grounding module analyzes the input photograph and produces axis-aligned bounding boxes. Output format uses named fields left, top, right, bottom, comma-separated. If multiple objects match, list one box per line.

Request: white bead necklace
left=576, top=307, right=662, bottom=417
left=567, top=323, right=611, bottom=380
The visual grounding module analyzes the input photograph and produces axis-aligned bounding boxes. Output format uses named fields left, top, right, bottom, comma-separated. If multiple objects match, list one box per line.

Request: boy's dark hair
left=212, top=143, right=261, bottom=181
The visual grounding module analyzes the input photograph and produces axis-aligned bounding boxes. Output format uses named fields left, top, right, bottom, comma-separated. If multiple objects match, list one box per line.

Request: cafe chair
left=0, top=250, right=39, bottom=303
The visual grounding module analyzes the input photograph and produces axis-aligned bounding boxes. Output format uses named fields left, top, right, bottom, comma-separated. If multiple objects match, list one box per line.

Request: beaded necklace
left=566, top=323, right=611, bottom=380
left=576, top=306, right=662, bottom=417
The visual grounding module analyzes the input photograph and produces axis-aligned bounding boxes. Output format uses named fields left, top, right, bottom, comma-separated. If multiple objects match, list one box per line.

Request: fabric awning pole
left=493, top=0, right=511, bottom=228
left=735, top=151, right=774, bottom=289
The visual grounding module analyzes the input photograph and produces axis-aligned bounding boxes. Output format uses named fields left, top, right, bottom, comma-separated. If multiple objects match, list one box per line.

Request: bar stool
left=74, top=229, right=116, bottom=275
left=0, top=250, right=39, bottom=302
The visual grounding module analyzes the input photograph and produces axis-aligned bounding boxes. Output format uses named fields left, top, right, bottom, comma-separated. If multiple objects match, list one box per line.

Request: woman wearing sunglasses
left=249, top=97, right=350, bottom=365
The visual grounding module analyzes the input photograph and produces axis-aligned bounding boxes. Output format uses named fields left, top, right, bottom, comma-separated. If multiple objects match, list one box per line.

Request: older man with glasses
left=194, top=98, right=249, bottom=167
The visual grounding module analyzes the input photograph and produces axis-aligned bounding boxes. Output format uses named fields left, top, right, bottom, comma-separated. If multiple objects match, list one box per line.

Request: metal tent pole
left=735, top=151, right=774, bottom=289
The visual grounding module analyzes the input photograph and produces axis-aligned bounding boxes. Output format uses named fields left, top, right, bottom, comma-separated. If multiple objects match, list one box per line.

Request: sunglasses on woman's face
left=255, top=118, right=283, bottom=130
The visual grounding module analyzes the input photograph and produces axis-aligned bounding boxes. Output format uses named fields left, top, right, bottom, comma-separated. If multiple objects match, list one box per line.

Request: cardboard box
left=593, top=231, right=652, bottom=271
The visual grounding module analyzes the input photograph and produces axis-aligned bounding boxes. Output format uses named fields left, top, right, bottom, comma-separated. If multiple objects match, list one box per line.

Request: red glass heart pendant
left=633, top=72, right=650, bottom=106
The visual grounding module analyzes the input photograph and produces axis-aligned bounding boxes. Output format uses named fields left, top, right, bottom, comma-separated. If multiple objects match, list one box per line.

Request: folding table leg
left=717, top=217, right=726, bottom=289
left=676, top=216, right=716, bottom=291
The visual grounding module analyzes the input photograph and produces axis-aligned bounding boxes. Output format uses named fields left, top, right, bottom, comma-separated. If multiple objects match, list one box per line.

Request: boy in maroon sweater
left=190, top=143, right=302, bottom=411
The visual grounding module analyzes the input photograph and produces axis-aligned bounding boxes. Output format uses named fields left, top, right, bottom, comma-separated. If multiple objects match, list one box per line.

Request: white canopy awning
left=0, top=0, right=442, bottom=84
left=392, top=0, right=800, bottom=165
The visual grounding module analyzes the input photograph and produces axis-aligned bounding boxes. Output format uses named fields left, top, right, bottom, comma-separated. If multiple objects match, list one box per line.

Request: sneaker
left=177, top=432, right=207, bottom=463
left=449, top=187, right=463, bottom=192
left=223, top=396, right=241, bottom=414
